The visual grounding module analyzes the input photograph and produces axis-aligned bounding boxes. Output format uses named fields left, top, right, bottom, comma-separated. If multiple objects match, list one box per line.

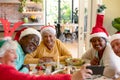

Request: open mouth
left=95, top=45, right=101, bottom=48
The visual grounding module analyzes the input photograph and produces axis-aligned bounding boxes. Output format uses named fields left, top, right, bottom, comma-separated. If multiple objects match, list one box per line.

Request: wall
left=103, top=0, right=120, bottom=34
left=0, top=2, right=44, bottom=38
left=0, top=3, right=23, bottom=22
left=0, top=3, right=43, bottom=23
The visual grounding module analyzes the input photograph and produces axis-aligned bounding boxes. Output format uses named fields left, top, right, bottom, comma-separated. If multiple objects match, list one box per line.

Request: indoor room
left=0, top=0, right=120, bottom=80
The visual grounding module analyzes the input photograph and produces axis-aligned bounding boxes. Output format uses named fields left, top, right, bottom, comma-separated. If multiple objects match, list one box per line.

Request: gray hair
left=41, top=26, right=56, bottom=36
left=41, top=29, right=56, bottom=36
left=0, top=40, right=17, bottom=57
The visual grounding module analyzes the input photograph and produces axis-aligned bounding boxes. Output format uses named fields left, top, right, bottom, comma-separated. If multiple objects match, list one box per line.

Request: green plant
left=112, top=17, right=120, bottom=31
left=18, top=0, right=27, bottom=12
left=30, top=0, right=42, bottom=3
left=18, top=0, right=43, bottom=13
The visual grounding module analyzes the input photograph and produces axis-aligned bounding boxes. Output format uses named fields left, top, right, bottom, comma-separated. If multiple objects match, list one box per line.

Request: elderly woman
left=82, top=8, right=116, bottom=78
left=82, top=11, right=111, bottom=65
left=24, top=25, right=72, bottom=64
left=0, top=39, right=29, bottom=73
left=0, top=40, right=92, bottom=80
left=109, top=32, right=120, bottom=79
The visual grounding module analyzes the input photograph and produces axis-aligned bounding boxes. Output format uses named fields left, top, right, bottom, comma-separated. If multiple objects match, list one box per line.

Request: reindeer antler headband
left=0, top=18, right=24, bottom=37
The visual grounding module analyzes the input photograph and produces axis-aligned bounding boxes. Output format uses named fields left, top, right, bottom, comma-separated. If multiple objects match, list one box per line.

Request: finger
left=85, top=73, right=92, bottom=79
left=86, top=69, right=93, bottom=74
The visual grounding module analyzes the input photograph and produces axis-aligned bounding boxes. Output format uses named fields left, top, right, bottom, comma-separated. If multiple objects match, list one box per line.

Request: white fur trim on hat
left=109, top=34, right=120, bottom=43
left=2, top=37, right=12, bottom=40
left=19, top=28, right=41, bottom=43
left=90, top=32, right=108, bottom=39
left=41, top=26, right=56, bottom=35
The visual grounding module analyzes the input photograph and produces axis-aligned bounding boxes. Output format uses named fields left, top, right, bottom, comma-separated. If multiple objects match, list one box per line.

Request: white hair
left=41, top=29, right=56, bottom=36
left=40, top=26, right=56, bottom=36
left=0, top=40, right=17, bottom=57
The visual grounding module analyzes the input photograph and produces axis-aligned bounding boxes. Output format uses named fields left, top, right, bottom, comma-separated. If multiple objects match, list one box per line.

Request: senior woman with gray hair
left=0, top=40, right=17, bottom=67
left=24, top=25, right=72, bottom=64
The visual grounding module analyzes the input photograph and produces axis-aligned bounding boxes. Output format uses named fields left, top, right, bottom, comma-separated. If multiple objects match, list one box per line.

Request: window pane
left=46, top=0, right=58, bottom=25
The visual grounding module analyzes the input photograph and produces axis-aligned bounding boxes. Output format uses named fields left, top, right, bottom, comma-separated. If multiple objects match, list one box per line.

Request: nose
left=46, top=36, right=51, bottom=40
left=94, top=40, right=99, bottom=45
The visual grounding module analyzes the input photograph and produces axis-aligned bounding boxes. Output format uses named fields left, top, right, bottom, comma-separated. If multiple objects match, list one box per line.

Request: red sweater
left=0, top=64, right=71, bottom=80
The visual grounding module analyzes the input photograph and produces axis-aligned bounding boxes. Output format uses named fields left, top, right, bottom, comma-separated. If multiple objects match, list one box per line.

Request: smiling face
left=19, top=34, right=39, bottom=54
left=90, top=37, right=107, bottom=51
left=0, top=49, right=17, bottom=67
left=111, top=39, right=120, bottom=57
left=42, top=31, right=56, bottom=50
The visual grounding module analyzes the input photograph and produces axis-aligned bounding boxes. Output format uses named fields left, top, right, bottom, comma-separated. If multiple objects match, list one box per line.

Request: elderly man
left=2, top=27, right=42, bottom=73
left=24, top=25, right=72, bottom=64
left=14, top=28, right=41, bottom=54
left=0, top=40, right=92, bottom=80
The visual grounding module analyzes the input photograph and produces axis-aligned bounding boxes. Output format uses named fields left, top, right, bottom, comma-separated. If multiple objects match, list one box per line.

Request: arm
left=81, top=48, right=96, bottom=63
left=24, top=50, right=39, bottom=64
left=16, top=42, right=29, bottom=73
left=15, top=41, right=25, bottom=70
left=0, top=65, right=71, bottom=80
left=115, top=77, right=120, bottom=80
left=57, top=39, right=72, bottom=62
left=103, top=44, right=120, bottom=78
left=72, top=64, right=92, bottom=80
left=37, top=74, right=71, bottom=80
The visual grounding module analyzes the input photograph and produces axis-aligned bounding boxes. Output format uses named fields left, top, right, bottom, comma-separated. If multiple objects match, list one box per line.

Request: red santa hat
left=109, top=32, right=120, bottom=43
left=40, top=25, right=56, bottom=35
left=14, top=27, right=27, bottom=41
left=14, top=28, right=41, bottom=44
left=90, top=5, right=109, bottom=39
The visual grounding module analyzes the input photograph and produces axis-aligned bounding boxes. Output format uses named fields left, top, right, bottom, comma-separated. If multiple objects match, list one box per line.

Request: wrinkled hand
left=90, top=57, right=99, bottom=65
left=72, top=64, right=93, bottom=80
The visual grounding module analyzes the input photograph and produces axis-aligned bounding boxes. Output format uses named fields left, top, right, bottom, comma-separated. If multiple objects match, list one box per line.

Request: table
left=29, top=63, right=79, bottom=75
left=29, top=64, right=113, bottom=80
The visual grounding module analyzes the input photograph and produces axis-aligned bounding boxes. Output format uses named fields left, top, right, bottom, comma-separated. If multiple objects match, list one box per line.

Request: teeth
left=96, top=46, right=100, bottom=47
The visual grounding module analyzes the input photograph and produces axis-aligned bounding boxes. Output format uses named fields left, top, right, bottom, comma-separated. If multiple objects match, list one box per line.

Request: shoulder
left=106, top=43, right=111, bottom=48
left=56, top=39, right=62, bottom=42
left=0, top=64, right=16, bottom=71
left=104, top=43, right=113, bottom=52
left=55, top=39, right=66, bottom=48
left=55, top=39, right=63, bottom=44
left=38, top=41, right=45, bottom=47
left=85, top=48, right=96, bottom=53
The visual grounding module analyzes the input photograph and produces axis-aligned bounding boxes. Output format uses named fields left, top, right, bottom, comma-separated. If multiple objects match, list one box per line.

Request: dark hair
left=90, top=37, right=107, bottom=43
